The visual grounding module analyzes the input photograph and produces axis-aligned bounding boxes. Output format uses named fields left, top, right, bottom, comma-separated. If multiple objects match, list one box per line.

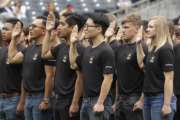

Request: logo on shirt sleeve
left=150, top=56, right=155, bottom=63
left=6, top=58, right=9, bottom=64
left=126, top=53, right=132, bottom=60
left=89, top=56, right=94, bottom=64
left=62, top=55, right=67, bottom=63
left=33, top=53, right=38, bottom=60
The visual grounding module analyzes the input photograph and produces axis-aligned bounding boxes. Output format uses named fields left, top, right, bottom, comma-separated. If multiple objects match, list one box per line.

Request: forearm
left=71, top=71, right=83, bottom=105
left=97, top=74, right=113, bottom=105
left=42, top=30, right=52, bottom=59
left=114, top=80, right=119, bottom=103
left=164, top=71, right=174, bottom=105
left=69, top=42, right=78, bottom=70
left=8, top=37, right=18, bottom=62
left=44, top=77, right=53, bottom=99
left=164, top=79, right=173, bottom=105
left=19, top=81, right=26, bottom=104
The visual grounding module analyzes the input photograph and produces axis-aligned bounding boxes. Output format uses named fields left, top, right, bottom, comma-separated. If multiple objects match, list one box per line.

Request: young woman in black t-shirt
left=142, top=16, right=176, bottom=120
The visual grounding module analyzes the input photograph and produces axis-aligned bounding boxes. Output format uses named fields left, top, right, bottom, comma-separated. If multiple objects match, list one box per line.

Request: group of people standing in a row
left=0, top=11, right=180, bottom=120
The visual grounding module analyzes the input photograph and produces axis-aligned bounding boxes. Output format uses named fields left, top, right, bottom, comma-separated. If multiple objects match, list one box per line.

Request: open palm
left=46, top=12, right=55, bottom=31
left=12, top=22, right=22, bottom=38
left=70, top=25, right=79, bottom=43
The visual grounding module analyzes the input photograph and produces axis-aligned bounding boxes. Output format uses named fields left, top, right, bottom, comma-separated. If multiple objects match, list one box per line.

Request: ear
left=97, top=26, right=102, bottom=33
left=42, top=29, right=46, bottom=34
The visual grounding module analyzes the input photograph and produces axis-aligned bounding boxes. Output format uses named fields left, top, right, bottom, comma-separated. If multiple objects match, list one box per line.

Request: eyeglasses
left=29, top=24, right=45, bottom=29
left=84, top=24, right=98, bottom=29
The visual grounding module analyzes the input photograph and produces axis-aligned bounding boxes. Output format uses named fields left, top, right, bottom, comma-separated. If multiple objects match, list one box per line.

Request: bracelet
left=42, top=98, right=49, bottom=104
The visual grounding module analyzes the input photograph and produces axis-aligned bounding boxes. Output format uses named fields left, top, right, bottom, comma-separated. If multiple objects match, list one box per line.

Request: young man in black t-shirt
left=41, top=13, right=86, bottom=120
left=174, top=28, right=180, bottom=120
left=7, top=16, right=55, bottom=120
left=0, top=18, right=24, bottom=120
left=114, top=14, right=146, bottom=120
left=70, top=13, right=114, bottom=120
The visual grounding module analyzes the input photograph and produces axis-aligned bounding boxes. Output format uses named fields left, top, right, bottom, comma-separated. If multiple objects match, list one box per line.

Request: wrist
left=42, top=97, right=49, bottom=104
left=163, top=103, right=170, bottom=106
left=71, top=99, right=79, bottom=106
left=97, top=100, right=104, bottom=105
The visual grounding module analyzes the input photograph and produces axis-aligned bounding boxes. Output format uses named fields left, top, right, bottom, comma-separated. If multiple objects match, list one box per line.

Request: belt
left=26, top=92, right=43, bottom=96
left=54, top=94, right=73, bottom=100
left=144, top=92, right=163, bottom=97
left=0, top=92, right=19, bottom=98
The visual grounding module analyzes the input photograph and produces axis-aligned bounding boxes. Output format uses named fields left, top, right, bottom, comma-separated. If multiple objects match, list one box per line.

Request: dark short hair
left=62, top=13, right=86, bottom=31
left=36, top=16, right=47, bottom=26
left=85, top=13, right=110, bottom=34
left=4, top=18, right=23, bottom=28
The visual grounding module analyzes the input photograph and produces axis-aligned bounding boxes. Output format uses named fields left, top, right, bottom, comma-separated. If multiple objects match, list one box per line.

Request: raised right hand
left=12, top=22, right=22, bottom=38
left=70, top=25, right=79, bottom=43
left=46, top=12, right=55, bottom=31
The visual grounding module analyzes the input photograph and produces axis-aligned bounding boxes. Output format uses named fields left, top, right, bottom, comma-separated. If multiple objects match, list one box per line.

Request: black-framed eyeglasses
left=84, top=24, right=98, bottom=29
left=29, top=24, right=45, bottom=29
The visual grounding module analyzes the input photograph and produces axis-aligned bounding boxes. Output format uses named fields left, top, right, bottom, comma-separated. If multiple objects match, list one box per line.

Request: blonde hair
left=149, top=16, right=173, bottom=51
left=122, top=13, right=141, bottom=27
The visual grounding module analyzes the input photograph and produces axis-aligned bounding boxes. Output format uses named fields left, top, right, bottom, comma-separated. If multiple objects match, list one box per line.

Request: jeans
left=0, top=96, right=20, bottom=120
left=80, top=96, right=112, bottom=120
left=115, top=94, right=143, bottom=120
left=174, top=95, right=180, bottom=120
left=53, top=95, right=80, bottom=120
left=24, top=94, right=52, bottom=120
left=143, top=94, right=176, bottom=120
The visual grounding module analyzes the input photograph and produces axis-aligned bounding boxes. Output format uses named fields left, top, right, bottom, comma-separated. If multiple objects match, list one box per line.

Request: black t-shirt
left=0, top=46, right=22, bottom=93
left=116, top=42, right=146, bottom=95
left=143, top=43, right=174, bottom=94
left=51, top=42, right=77, bottom=98
left=174, top=44, right=180, bottom=95
left=77, top=42, right=114, bottom=98
left=21, top=43, right=54, bottom=93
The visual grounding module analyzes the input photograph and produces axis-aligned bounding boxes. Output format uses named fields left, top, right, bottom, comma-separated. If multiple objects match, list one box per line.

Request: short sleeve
left=159, top=46, right=174, bottom=72
left=44, top=59, right=56, bottom=66
left=101, top=48, right=115, bottom=74
left=21, top=47, right=27, bottom=55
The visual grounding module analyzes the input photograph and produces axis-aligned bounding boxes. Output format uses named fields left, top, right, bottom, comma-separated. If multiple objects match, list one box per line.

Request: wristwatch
left=42, top=98, right=49, bottom=104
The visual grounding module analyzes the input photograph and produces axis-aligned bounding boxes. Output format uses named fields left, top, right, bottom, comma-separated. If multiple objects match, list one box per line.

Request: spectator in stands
left=11, top=0, right=27, bottom=20
left=0, top=0, right=14, bottom=18
left=60, top=4, right=75, bottom=16
left=43, top=2, right=59, bottom=20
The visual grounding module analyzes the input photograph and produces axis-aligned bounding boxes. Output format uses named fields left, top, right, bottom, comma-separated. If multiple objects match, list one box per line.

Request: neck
left=35, top=36, right=44, bottom=45
left=92, top=34, right=104, bottom=48
left=1, top=41, right=9, bottom=47
left=62, top=35, right=70, bottom=45
left=108, top=36, right=116, bottom=43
